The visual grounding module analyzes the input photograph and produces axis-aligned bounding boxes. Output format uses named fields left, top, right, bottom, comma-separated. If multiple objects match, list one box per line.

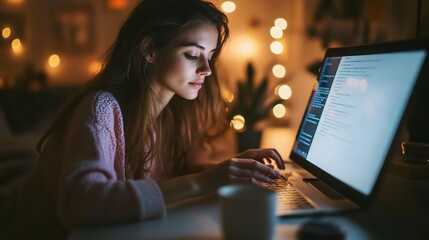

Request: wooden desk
left=69, top=169, right=429, bottom=240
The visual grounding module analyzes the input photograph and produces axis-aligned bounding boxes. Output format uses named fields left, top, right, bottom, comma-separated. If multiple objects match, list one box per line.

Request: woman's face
left=155, top=21, right=219, bottom=101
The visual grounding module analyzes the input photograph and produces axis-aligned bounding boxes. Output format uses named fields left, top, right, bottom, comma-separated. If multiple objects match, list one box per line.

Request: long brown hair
left=37, top=0, right=229, bottom=179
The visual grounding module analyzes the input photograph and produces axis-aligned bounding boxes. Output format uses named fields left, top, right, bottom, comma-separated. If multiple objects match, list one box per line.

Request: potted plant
left=227, top=62, right=283, bottom=152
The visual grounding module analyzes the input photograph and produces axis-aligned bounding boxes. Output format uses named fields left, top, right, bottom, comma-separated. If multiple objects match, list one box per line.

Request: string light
left=269, top=17, right=290, bottom=121
left=48, top=54, right=61, bottom=68
left=278, top=84, right=292, bottom=100
left=2, top=27, right=11, bottom=39
left=270, top=41, right=283, bottom=55
left=272, top=64, right=286, bottom=78
left=270, top=26, right=283, bottom=39
left=221, top=1, right=236, bottom=13
left=230, top=114, right=245, bottom=131
left=274, top=18, right=288, bottom=30
left=11, top=38, right=23, bottom=54
left=273, top=104, right=286, bottom=118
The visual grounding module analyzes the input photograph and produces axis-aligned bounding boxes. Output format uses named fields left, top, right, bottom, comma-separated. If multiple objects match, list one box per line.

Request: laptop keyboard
left=261, top=178, right=314, bottom=211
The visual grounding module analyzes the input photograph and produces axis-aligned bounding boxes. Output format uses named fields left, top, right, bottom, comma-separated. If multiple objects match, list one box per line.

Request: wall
left=0, top=0, right=423, bottom=131
left=0, top=0, right=139, bottom=86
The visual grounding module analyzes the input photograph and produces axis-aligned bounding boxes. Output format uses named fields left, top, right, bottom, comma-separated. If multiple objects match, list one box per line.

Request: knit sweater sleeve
left=56, top=92, right=166, bottom=229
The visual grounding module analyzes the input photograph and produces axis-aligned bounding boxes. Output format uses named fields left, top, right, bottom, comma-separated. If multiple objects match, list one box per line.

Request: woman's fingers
left=230, top=167, right=276, bottom=183
left=229, top=175, right=261, bottom=185
left=235, top=148, right=285, bottom=169
left=229, top=158, right=281, bottom=183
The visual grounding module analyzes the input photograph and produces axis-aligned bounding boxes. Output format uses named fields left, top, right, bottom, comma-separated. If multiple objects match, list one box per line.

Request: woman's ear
left=140, top=37, right=156, bottom=63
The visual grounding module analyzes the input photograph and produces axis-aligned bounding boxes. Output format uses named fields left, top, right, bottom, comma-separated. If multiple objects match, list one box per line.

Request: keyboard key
left=261, top=179, right=314, bottom=211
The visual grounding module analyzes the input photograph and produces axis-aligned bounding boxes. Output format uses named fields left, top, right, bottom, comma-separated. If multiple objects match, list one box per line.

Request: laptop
left=263, top=38, right=429, bottom=217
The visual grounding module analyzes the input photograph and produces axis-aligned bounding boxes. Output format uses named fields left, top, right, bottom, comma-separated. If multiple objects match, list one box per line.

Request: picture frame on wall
left=52, top=5, right=94, bottom=53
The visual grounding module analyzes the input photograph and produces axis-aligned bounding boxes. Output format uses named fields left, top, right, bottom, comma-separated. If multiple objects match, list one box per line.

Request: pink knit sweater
left=10, top=91, right=166, bottom=239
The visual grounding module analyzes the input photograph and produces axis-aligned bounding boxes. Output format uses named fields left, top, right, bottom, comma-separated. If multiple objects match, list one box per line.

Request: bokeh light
left=2, top=27, right=11, bottom=39
left=221, top=1, right=236, bottom=13
left=274, top=18, right=288, bottom=30
left=230, top=114, right=245, bottom=131
left=278, top=84, right=292, bottom=100
left=107, top=0, right=129, bottom=10
left=89, top=61, right=102, bottom=75
left=48, top=54, right=61, bottom=68
left=270, top=41, right=283, bottom=55
left=11, top=38, right=23, bottom=53
left=6, top=0, right=24, bottom=4
left=272, top=64, right=286, bottom=78
left=273, top=104, right=286, bottom=118
left=222, top=89, right=235, bottom=103
left=270, top=26, right=283, bottom=39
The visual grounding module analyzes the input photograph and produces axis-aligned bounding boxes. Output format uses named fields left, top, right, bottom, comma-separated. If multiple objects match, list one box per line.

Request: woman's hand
left=194, top=148, right=285, bottom=195
left=234, top=148, right=285, bottom=170
left=159, top=148, right=285, bottom=204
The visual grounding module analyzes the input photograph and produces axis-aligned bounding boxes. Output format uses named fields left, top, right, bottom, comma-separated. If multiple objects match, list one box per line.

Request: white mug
left=218, top=184, right=277, bottom=240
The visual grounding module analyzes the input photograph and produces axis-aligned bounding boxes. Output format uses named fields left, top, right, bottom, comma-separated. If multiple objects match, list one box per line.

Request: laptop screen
left=292, top=47, right=427, bottom=196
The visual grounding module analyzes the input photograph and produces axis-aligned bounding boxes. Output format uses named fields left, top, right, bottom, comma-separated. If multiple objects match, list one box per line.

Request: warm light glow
left=274, top=18, right=288, bottom=30
left=11, top=38, right=22, bottom=53
left=230, top=114, right=245, bottom=131
left=272, top=64, right=286, bottom=78
left=270, top=41, right=283, bottom=55
left=6, top=0, right=24, bottom=4
left=270, top=26, right=283, bottom=39
left=222, top=89, right=235, bottom=103
left=221, top=1, right=236, bottom=13
left=2, top=27, right=11, bottom=39
left=107, top=0, right=129, bottom=10
left=89, top=61, right=102, bottom=75
left=234, top=36, right=258, bottom=58
left=278, top=84, right=292, bottom=100
left=0, top=77, right=4, bottom=89
left=274, top=85, right=280, bottom=96
left=48, top=54, right=61, bottom=68
left=260, top=127, right=295, bottom=161
left=223, top=34, right=261, bottom=61
left=273, top=104, right=286, bottom=118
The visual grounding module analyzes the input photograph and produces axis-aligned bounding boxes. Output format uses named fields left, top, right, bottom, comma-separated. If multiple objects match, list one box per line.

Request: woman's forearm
left=158, top=150, right=283, bottom=205
left=158, top=173, right=204, bottom=205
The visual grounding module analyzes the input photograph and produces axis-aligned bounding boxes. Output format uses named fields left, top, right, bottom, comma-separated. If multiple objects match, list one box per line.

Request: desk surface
left=69, top=169, right=429, bottom=240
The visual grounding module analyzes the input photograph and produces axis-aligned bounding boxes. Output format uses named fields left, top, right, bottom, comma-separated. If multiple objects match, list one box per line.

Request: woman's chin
left=180, top=92, right=199, bottom=100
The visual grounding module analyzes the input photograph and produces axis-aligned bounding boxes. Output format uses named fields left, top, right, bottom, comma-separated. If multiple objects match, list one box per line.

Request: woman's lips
left=189, top=80, right=204, bottom=89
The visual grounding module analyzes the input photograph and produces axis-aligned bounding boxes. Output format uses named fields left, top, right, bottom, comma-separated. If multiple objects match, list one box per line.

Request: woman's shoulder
left=78, top=91, right=123, bottom=124
left=86, top=90, right=120, bottom=106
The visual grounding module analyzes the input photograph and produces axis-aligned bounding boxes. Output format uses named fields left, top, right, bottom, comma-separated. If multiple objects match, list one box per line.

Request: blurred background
left=2, top=0, right=429, bottom=233
left=0, top=0, right=428, bottom=158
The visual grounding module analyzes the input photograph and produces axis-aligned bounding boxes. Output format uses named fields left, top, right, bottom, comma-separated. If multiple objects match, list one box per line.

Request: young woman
left=8, top=0, right=284, bottom=238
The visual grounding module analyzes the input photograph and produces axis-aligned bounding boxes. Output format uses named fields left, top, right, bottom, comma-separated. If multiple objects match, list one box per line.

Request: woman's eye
left=185, top=53, right=198, bottom=60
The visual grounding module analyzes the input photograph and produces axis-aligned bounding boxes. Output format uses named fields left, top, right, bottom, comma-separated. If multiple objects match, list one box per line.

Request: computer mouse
left=297, top=221, right=345, bottom=240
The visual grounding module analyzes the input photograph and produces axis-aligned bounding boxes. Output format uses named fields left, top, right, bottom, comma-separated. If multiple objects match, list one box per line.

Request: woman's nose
left=197, top=58, right=212, bottom=76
